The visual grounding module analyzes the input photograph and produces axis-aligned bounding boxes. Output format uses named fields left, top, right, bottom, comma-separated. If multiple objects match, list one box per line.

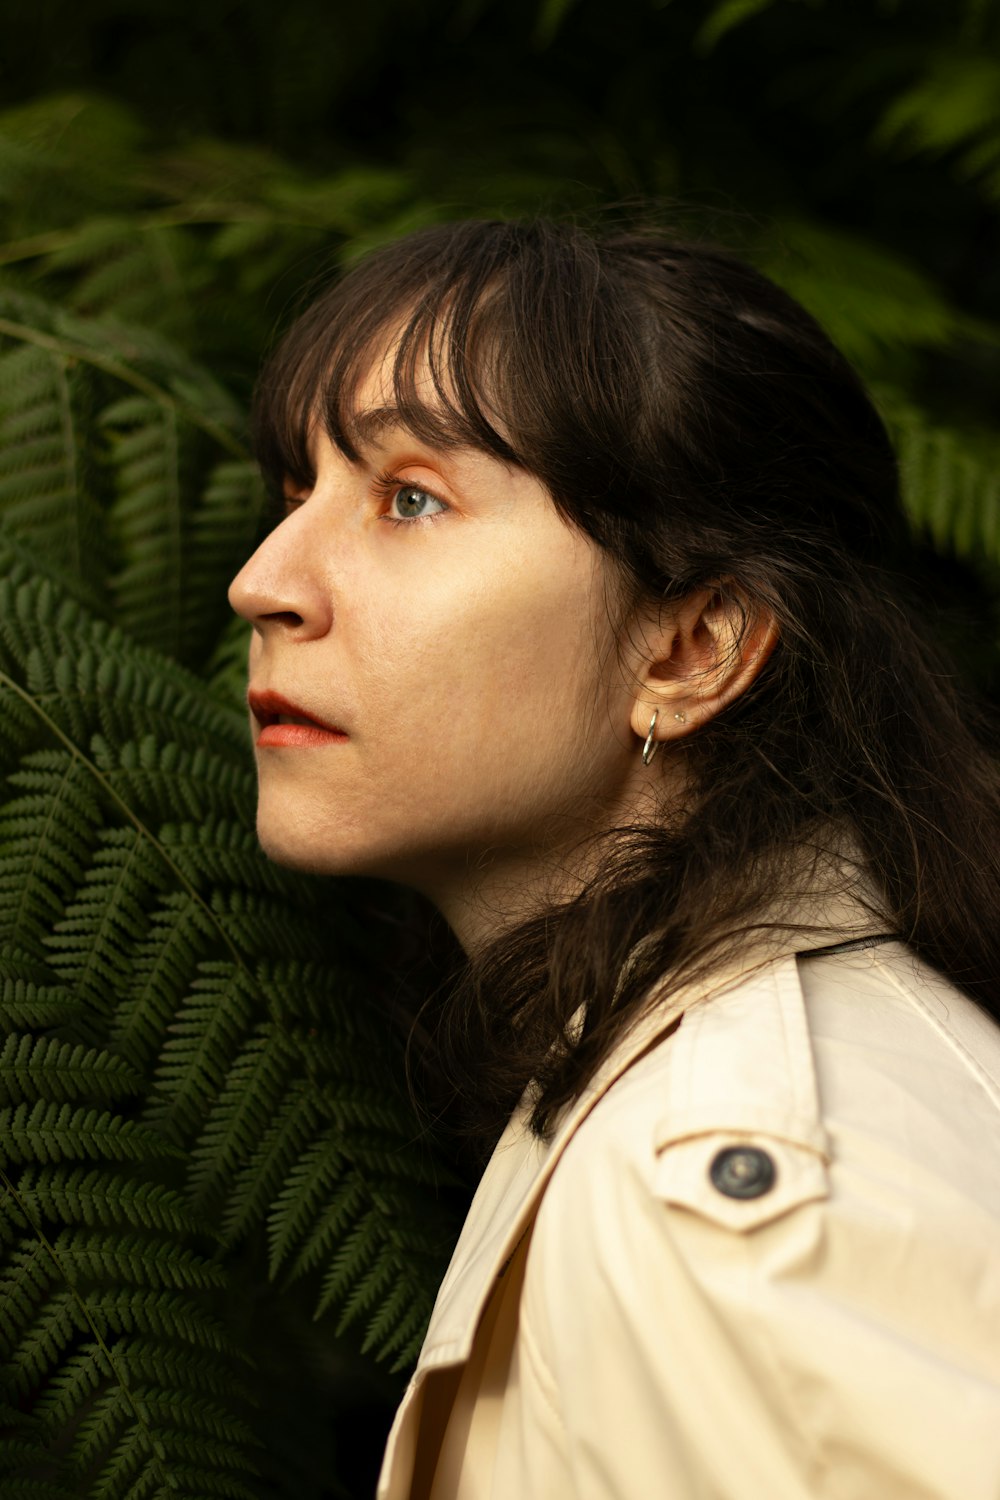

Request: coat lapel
left=416, top=875, right=883, bottom=1370
left=378, top=871, right=885, bottom=1498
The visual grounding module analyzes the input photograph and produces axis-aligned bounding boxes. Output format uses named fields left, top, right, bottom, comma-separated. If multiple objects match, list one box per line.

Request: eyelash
left=371, top=469, right=450, bottom=527
left=271, top=471, right=450, bottom=528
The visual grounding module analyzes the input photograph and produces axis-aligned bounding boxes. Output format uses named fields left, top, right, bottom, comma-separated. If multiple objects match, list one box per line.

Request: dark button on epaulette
left=709, top=1145, right=776, bottom=1200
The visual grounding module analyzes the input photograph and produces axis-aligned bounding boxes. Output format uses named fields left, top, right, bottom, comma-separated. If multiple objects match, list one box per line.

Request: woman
left=228, top=219, right=1000, bottom=1499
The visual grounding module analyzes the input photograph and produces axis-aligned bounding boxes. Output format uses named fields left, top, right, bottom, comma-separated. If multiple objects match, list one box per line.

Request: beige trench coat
left=377, top=895, right=1000, bottom=1499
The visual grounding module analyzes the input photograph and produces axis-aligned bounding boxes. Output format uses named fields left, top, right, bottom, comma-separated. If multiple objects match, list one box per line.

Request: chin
left=253, top=808, right=390, bottom=881
left=253, top=809, right=340, bottom=876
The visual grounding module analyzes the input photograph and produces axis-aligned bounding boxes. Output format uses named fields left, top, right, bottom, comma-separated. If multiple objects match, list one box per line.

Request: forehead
left=326, top=324, right=505, bottom=463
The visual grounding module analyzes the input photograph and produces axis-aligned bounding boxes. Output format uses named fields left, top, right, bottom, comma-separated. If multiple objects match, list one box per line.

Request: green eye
left=389, top=486, right=447, bottom=520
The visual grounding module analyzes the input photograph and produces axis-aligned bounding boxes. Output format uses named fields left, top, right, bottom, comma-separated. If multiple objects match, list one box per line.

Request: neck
left=416, top=771, right=678, bottom=957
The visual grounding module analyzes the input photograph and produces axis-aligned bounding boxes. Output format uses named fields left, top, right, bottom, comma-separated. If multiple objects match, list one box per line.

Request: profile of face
left=227, top=349, right=658, bottom=936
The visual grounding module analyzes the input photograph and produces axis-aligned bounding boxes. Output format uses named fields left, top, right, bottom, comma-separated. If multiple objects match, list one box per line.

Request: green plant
left=0, top=304, right=460, bottom=1493
left=1, top=0, right=999, bottom=1490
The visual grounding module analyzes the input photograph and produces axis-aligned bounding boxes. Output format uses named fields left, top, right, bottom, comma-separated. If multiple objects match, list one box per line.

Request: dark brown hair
left=253, top=218, right=1000, bottom=1147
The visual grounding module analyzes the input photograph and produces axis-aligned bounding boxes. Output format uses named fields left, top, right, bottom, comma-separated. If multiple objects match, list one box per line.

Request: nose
left=227, top=504, right=334, bottom=641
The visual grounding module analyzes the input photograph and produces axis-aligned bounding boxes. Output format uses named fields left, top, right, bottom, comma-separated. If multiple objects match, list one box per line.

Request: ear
left=627, top=583, right=779, bottom=750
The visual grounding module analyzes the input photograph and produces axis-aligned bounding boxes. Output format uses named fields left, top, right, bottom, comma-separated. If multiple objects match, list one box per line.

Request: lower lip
left=256, top=724, right=348, bottom=748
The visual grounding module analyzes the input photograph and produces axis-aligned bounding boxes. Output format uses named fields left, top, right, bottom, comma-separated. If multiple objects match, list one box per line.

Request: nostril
left=265, top=610, right=305, bottom=627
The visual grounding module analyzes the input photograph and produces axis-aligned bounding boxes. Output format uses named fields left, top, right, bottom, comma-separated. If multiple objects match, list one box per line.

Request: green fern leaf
left=0, top=1102, right=177, bottom=1166
left=158, top=820, right=287, bottom=898
left=50, top=1228, right=225, bottom=1293
left=0, top=751, right=103, bottom=957
left=0, top=335, right=111, bottom=593
left=44, top=827, right=168, bottom=1024
left=756, top=218, right=982, bottom=375
left=321, top=1210, right=390, bottom=1329
left=148, top=964, right=259, bottom=1143
left=0, top=970, right=82, bottom=1035
left=56, top=220, right=202, bottom=339
left=0, top=286, right=255, bottom=673
left=265, top=1129, right=350, bottom=1278
left=876, top=389, right=1000, bottom=568
left=13, top=1168, right=203, bottom=1235
left=204, top=614, right=254, bottom=718
left=219, top=1081, right=320, bottom=1246
left=110, top=893, right=217, bottom=1072
left=0, top=1036, right=140, bottom=1106
left=187, top=1025, right=299, bottom=1212
left=88, top=734, right=252, bottom=826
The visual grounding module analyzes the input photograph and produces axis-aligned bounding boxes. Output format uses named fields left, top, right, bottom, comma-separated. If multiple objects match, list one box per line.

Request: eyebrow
left=342, top=403, right=467, bottom=454
left=346, top=406, right=404, bottom=445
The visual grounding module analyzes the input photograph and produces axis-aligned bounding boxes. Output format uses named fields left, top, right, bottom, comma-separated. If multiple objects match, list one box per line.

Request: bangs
left=251, top=222, right=579, bottom=498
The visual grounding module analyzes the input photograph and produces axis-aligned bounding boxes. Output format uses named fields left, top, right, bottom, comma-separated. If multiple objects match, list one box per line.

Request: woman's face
left=227, top=352, right=647, bottom=923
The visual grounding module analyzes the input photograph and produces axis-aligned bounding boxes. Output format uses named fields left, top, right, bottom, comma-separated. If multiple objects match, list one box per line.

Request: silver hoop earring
left=641, top=710, right=659, bottom=766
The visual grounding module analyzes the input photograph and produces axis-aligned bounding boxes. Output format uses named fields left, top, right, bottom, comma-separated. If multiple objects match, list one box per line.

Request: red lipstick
left=248, top=688, right=348, bottom=749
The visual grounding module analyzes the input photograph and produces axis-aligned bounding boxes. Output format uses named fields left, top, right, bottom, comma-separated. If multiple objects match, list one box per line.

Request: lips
left=247, top=689, right=348, bottom=747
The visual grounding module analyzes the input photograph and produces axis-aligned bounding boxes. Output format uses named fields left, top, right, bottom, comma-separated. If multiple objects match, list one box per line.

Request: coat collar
left=416, top=866, right=884, bottom=1372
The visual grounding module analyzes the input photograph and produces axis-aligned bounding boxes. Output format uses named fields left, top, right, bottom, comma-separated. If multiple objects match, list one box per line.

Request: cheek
left=251, top=521, right=634, bottom=877
left=360, top=557, right=626, bottom=813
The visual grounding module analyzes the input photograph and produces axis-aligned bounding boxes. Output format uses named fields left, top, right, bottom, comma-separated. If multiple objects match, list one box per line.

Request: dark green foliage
left=0, top=283, right=263, bottom=666
left=0, top=528, right=460, bottom=1493
left=0, top=952, right=256, bottom=1500
left=1, top=0, right=999, bottom=1493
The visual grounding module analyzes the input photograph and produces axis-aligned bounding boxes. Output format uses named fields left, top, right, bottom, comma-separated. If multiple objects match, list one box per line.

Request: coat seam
left=870, top=954, right=1000, bottom=1112
left=517, top=1308, right=567, bottom=1434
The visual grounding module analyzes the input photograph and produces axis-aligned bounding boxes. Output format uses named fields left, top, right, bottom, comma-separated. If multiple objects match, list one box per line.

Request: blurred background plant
left=0, top=0, right=997, bottom=1495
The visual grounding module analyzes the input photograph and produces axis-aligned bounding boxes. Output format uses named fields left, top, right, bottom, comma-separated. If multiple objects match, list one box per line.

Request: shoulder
left=545, top=940, right=1000, bottom=1230
left=519, top=945, right=1000, bottom=1496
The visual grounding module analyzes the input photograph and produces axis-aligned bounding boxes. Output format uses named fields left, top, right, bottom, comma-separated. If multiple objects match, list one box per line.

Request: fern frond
left=0, top=751, right=103, bottom=957
left=0, top=287, right=244, bottom=456
left=158, top=820, right=286, bottom=897
left=2, top=1286, right=88, bottom=1393
left=77, top=1412, right=256, bottom=1500
left=187, top=1025, right=299, bottom=1212
left=320, top=1210, right=391, bottom=1331
left=13, top=1168, right=203, bottom=1235
left=147, top=964, right=258, bottom=1142
left=264, top=1130, right=348, bottom=1279
left=0, top=284, right=258, bottom=674
left=876, top=389, right=1000, bottom=568
left=55, top=220, right=200, bottom=339
left=0, top=337, right=111, bottom=594
left=43, top=827, right=168, bottom=1023
left=0, top=1036, right=140, bottom=1106
left=49, top=1228, right=225, bottom=1293
left=756, top=218, right=984, bottom=375
left=0, top=94, right=146, bottom=232
left=90, top=734, right=253, bottom=826
left=0, top=1102, right=177, bottom=1167
left=79, top=1287, right=237, bottom=1350
left=321, top=1174, right=452, bottom=1369
left=183, top=461, right=266, bottom=660
left=109, top=893, right=216, bottom=1071
left=360, top=1274, right=437, bottom=1365
left=102, top=394, right=188, bottom=658
left=219, top=1081, right=320, bottom=1246
left=101, top=399, right=264, bottom=664
left=204, top=614, right=254, bottom=717
left=205, top=890, right=333, bottom=963
left=0, top=970, right=82, bottom=1036
left=693, top=0, right=779, bottom=54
